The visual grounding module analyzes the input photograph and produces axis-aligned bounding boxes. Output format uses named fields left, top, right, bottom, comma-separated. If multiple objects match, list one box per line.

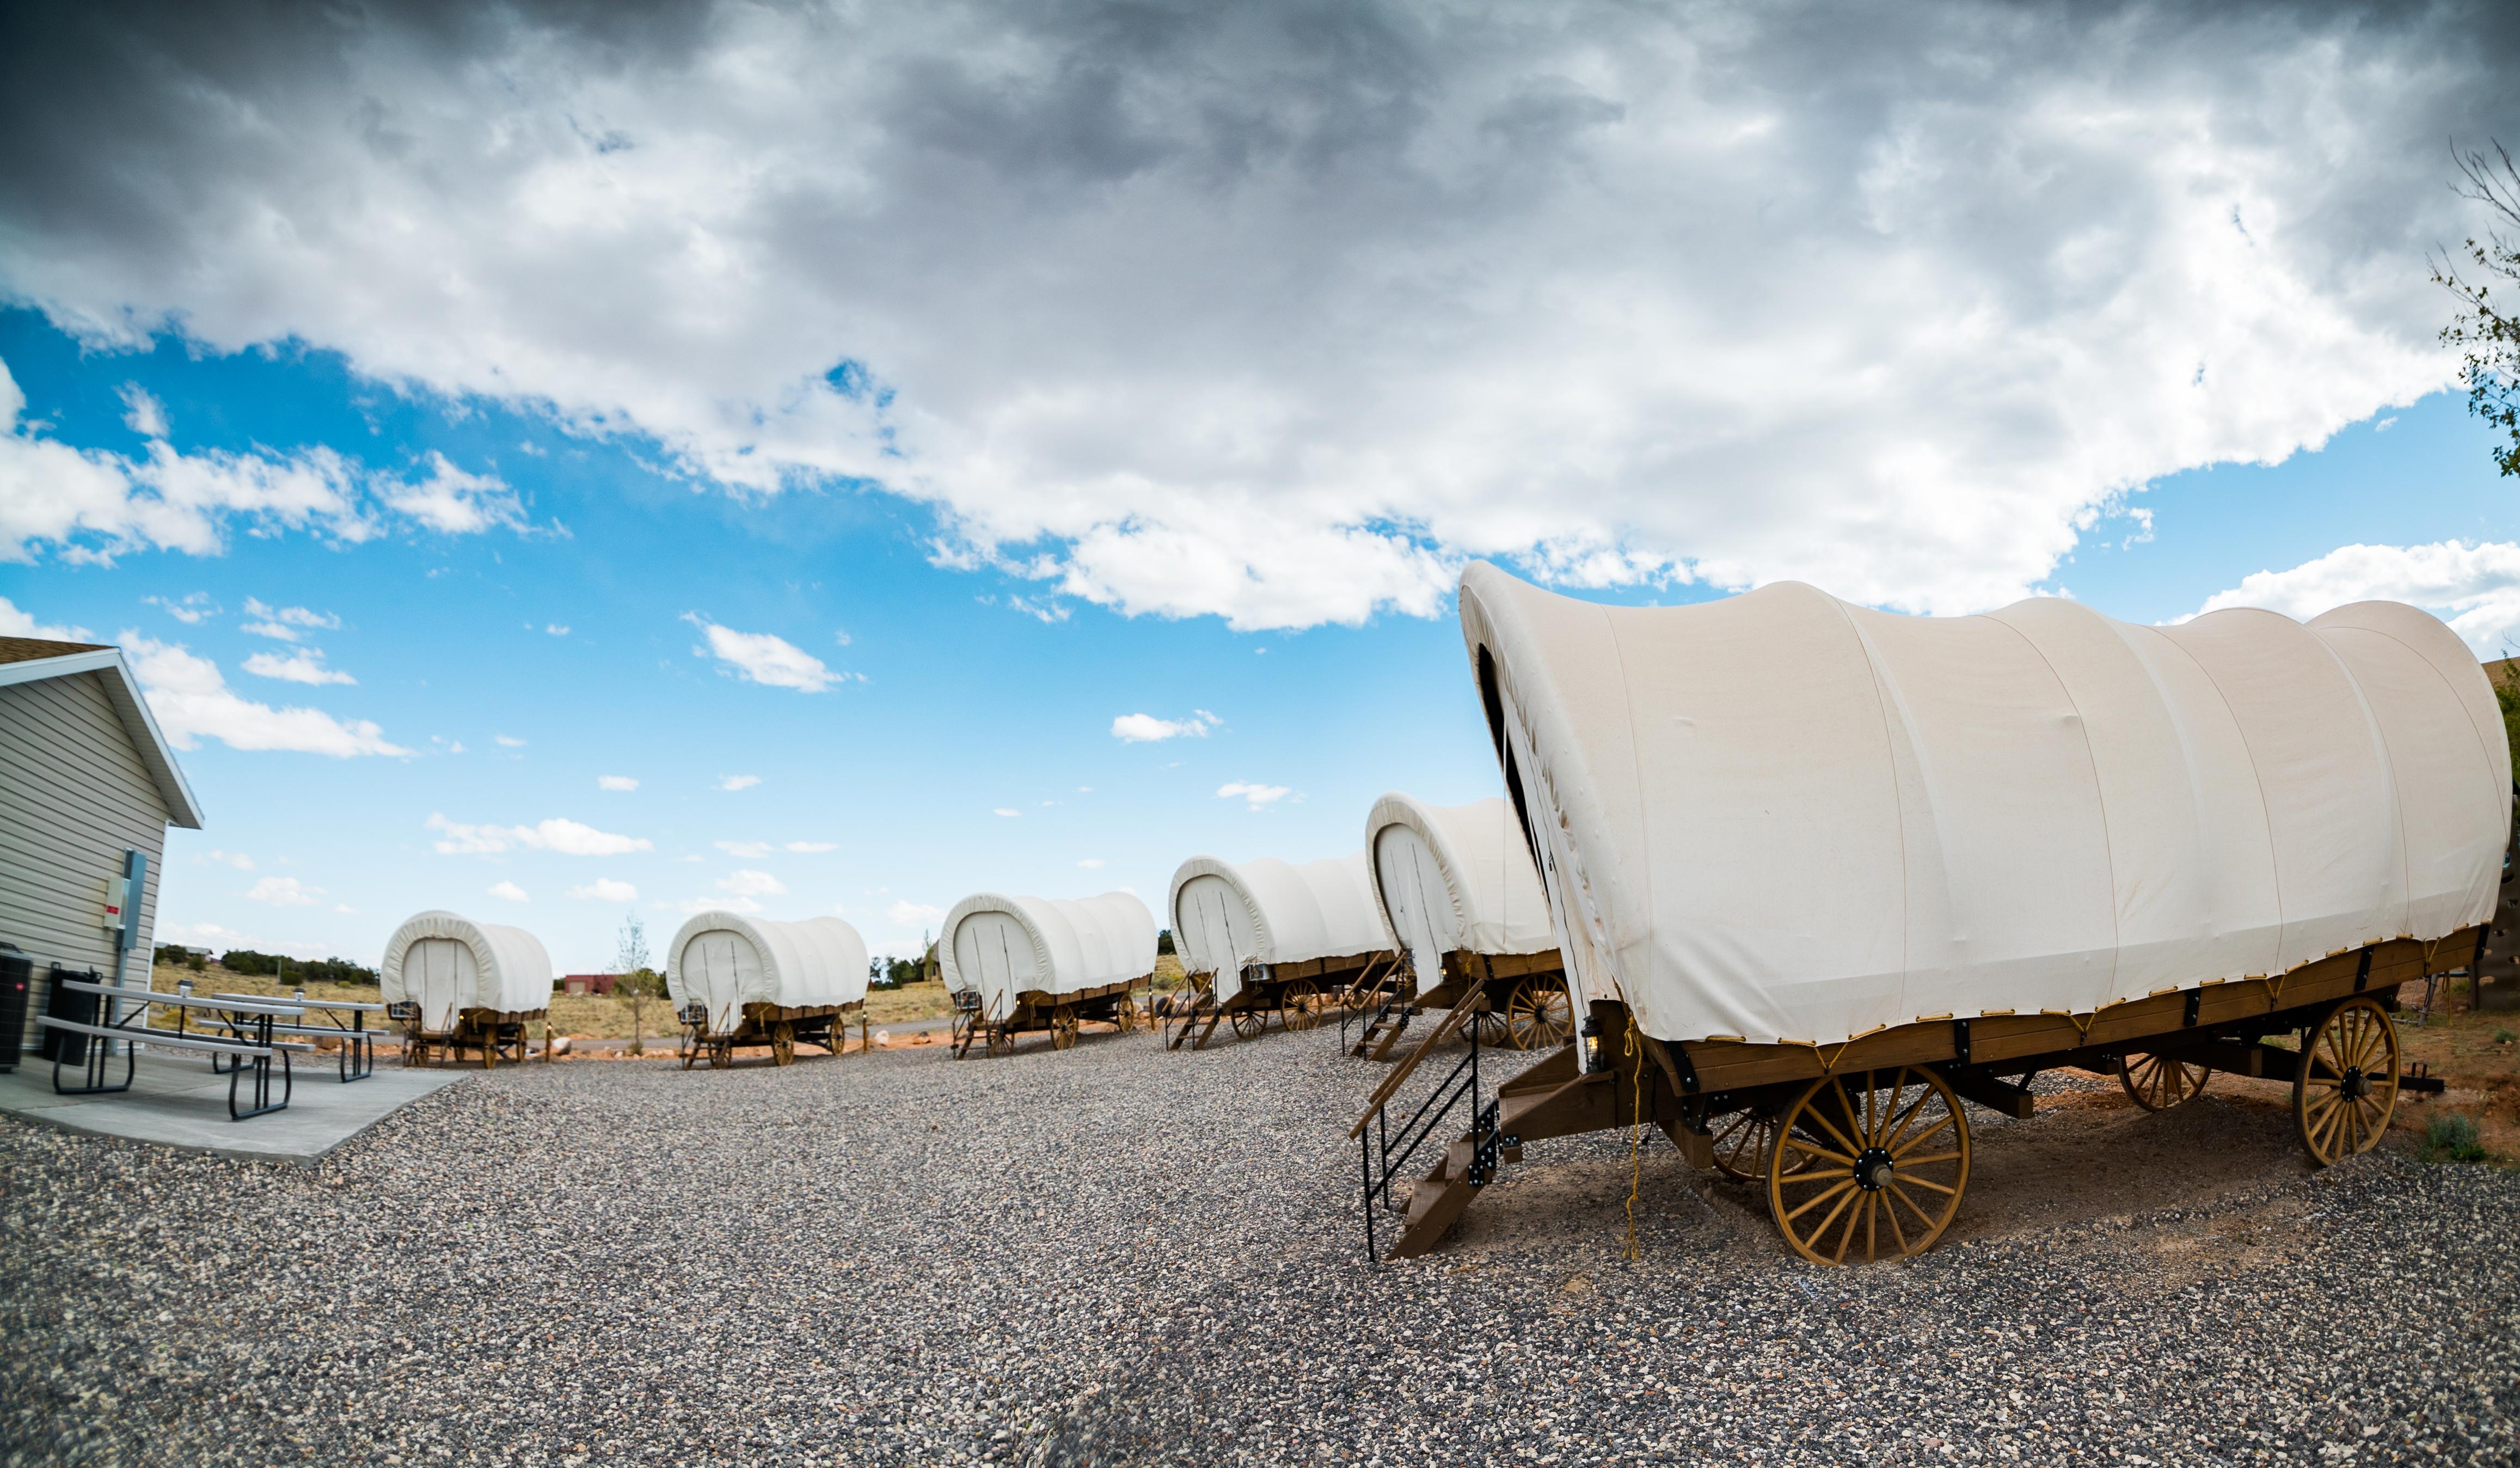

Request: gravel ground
left=2, top=1025, right=2514, bottom=1467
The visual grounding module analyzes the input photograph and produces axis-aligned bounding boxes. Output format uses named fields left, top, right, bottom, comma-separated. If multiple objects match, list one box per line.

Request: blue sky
left=3, top=2, right=2518, bottom=970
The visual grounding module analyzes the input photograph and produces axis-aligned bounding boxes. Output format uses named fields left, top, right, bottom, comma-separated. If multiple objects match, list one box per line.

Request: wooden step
left=1391, top=1138, right=1485, bottom=1257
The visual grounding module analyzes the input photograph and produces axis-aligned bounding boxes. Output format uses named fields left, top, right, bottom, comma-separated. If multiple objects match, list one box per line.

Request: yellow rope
left=1623, top=1012, right=1645, bottom=1262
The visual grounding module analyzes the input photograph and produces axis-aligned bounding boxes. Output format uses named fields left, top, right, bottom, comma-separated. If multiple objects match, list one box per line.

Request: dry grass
left=144, top=962, right=971, bottom=1041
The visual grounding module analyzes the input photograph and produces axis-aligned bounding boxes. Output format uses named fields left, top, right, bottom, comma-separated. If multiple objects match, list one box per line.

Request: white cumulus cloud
left=381, top=452, right=523, bottom=534
left=0, top=595, right=91, bottom=642
left=786, top=840, right=836, bottom=853
left=144, top=592, right=216, bottom=624
left=717, top=774, right=761, bottom=792
left=992, top=807, right=1020, bottom=818
left=246, top=876, right=323, bottom=907
left=713, top=840, right=772, bottom=859
left=201, top=849, right=255, bottom=870
left=1077, top=858, right=1105, bottom=870
left=597, top=775, right=639, bottom=791
left=887, top=899, right=945, bottom=928
left=568, top=878, right=639, bottom=903
left=242, top=649, right=355, bottom=686
left=487, top=880, right=530, bottom=902
left=425, top=812, right=652, bottom=857
left=684, top=614, right=841, bottom=693
left=494, top=734, right=525, bottom=748
left=126, top=633, right=409, bottom=757
left=716, top=868, right=787, bottom=897
left=2192, top=541, right=2520, bottom=658
left=1217, top=781, right=1293, bottom=811
left=1111, top=710, right=1219, bottom=743
left=239, top=600, right=340, bottom=643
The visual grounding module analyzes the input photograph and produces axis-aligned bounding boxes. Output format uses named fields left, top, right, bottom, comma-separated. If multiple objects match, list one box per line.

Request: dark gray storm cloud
left=3, top=1, right=2516, bottom=624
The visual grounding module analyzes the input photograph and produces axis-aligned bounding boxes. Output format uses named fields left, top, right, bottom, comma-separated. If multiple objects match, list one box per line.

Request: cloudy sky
left=3, top=0, right=2518, bottom=970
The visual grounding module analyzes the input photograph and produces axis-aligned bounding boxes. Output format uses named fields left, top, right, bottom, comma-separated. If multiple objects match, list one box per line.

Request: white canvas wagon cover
left=381, top=911, right=554, bottom=1032
left=937, top=891, right=1157, bottom=1019
left=1366, top=794, right=1556, bottom=980
left=1459, top=562, right=2511, bottom=1049
left=1169, top=852, right=1391, bottom=1005
left=666, top=913, right=870, bottom=1036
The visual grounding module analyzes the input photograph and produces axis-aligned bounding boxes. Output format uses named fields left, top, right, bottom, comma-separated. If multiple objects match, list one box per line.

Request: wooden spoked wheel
left=1503, top=978, right=1574, bottom=1050
left=1710, top=1108, right=1792, bottom=1183
left=1050, top=1010, right=1081, bottom=1050
left=1230, top=1004, right=1268, bottom=1039
left=709, top=1037, right=734, bottom=1069
left=986, top=1024, right=1014, bottom=1059
left=1769, top=1066, right=1971, bottom=1266
left=770, top=1021, right=797, bottom=1067
left=1112, top=998, right=1138, bottom=1034
left=2295, top=996, right=2401, bottom=1167
left=1282, top=981, right=1322, bottom=1032
left=2118, top=1052, right=2209, bottom=1111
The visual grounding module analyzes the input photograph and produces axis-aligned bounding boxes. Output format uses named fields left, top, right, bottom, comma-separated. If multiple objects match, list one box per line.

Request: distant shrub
left=218, top=950, right=378, bottom=987
left=1156, top=928, right=1175, bottom=956
left=2421, top=1112, right=2489, bottom=1164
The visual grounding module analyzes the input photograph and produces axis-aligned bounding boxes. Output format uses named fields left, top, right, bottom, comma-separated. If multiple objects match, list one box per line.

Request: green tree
left=2436, top=141, right=2520, bottom=478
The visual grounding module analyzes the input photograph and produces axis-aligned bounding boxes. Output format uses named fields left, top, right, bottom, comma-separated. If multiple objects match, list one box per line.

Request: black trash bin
left=39, top=967, right=101, bottom=1065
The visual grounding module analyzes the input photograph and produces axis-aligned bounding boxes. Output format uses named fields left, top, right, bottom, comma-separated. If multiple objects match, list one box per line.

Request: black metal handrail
left=1338, top=957, right=1412, bottom=1049
left=1358, top=1014, right=1492, bottom=1262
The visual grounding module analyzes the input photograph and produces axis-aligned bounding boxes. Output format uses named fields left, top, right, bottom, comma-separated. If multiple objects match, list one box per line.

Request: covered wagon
left=1167, top=853, right=1398, bottom=1048
left=1352, top=793, right=1571, bottom=1059
left=667, top=912, right=869, bottom=1067
left=939, top=891, right=1156, bottom=1057
left=381, top=911, right=553, bottom=1067
left=1361, top=564, right=2502, bottom=1264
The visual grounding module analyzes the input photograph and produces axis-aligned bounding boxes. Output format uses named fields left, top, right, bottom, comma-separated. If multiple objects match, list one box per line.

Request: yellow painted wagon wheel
left=2118, top=1052, right=2210, bottom=1111
left=1051, top=1009, right=1081, bottom=1050
left=770, top=1021, right=796, bottom=1067
left=1230, top=1004, right=1268, bottom=1039
left=1504, top=978, right=1574, bottom=1050
left=986, top=1023, right=1014, bottom=1059
left=1112, top=996, right=1138, bottom=1033
left=1282, top=980, right=1322, bottom=1032
left=480, top=1026, right=497, bottom=1071
left=1769, top=1066, right=1970, bottom=1266
left=2295, top=996, right=2400, bottom=1167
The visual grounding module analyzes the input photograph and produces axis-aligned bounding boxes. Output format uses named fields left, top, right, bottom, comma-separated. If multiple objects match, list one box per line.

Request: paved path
left=0, top=1047, right=467, bottom=1164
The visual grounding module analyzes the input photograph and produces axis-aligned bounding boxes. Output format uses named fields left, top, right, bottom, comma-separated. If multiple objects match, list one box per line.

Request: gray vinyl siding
left=0, top=670, right=170, bottom=1058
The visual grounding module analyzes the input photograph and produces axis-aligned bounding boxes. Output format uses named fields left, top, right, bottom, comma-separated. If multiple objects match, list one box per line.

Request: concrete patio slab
left=0, top=1044, right=469, bottom=1163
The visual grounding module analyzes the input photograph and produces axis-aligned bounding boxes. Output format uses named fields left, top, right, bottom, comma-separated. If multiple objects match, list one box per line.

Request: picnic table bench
left=38, top=980, right=308, bottom=1120
left=196, top=988, right=385, bottom=1082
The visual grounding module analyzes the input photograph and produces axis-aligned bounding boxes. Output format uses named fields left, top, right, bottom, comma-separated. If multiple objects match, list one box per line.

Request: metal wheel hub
left=1853, top=1147, right=1895, bottom=1192
left=2340, top=1068, right=2369, bottom=1101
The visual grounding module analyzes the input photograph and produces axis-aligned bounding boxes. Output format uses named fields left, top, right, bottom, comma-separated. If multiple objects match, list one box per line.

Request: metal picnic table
left=37, top=980, right=308, bottom=1120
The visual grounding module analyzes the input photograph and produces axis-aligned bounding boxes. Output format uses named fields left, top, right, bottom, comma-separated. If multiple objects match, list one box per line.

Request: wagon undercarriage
left=679, top=1000, right=866, bottom=1069
left=1362, top=929, right=2470, bottom=1265
left=1347, top=948, right=1575, bottom=1060
left=951, top=977, right=1144, bottom=1058
left=390, top=1004, right=544, bottom=1068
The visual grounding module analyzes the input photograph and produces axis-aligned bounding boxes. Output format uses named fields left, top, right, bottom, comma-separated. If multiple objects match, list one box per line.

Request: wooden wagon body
left=677, top=998, right=865, bottom=1068
left=941, top=891, right=1158, bottom=1058
left=667, top=910, right=872, bottom=1069
left=1166, top=949, right=1394, bottom=1050
left=1359, top=566, right=2511, bottom=1264
left=380, top=910, right=555, bottom=1068
left=953, top=975, right=1146, bottom=1057
left=1167, top=852, right=1396, bottom=1049
left=1351, top=793, right=1574, bottom=1057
